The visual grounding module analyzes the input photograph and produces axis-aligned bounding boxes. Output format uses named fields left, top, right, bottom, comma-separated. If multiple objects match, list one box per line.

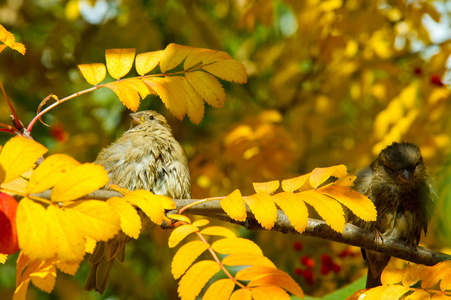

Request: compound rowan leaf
left=124, top=190, right=165, bottom=225
left=185, top=71, right=225, bottom=108
left=107, top=197, right=141, bottom=239
left=0, top=136, right=47, bottom=184
left=222, top=253, right=276, bottom=268
left=144, top=77, right=187, bottom=120
left=281, top=174, right=311, bottom=192
left=16, top=198, right=56, bottom=261
left=135, top=50, right=163, bottom=75
left=77, top=63, right=106, bottom=85
left=211, top=238, right=263, bottom=256
left=253, top=180, right=280, bottom=194
left=178, top=260, right=220, bottom=300
left=0, top=193, right=19, bottom=254
left=220, top=189, right=247, bottom=222
left=172, top=76, right=204, bottom=124
left=203, top=278, right=235, bottom=300
left=300, top=190, right=345, bottom=233
left=202, top=59, right=247, bottom=84
left=51, top=163, right=109, bottom=202
left=105, top=48, right=135, bottom=79
left=272, top=192, right=308, bottom=233
left=168, top=224, right=199, bottom=248
left=27, top=154, right=81, bottom=194
left=244, top=193, right=277, bottom=230
left=160, top=43, right=195, bottom=73
left=250, top=285, right=290, bottom=300
left=320, top=185, right=377, bottom=222
left=68, top=200, right=120, bottom=241
left=171, top=240, right=209, bottom=279
left=105, top=81, right=141, bottom=112
left=200, top=226, right=236, bottom=238
left=310, top=165, right=347, bottom=188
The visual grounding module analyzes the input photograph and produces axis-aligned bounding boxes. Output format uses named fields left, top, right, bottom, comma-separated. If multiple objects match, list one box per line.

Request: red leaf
left=0, top=193, right=19, bottom=254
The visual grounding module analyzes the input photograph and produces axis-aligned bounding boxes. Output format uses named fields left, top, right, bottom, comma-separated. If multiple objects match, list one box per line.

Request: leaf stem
left=178, top=196, right=225, bottom=214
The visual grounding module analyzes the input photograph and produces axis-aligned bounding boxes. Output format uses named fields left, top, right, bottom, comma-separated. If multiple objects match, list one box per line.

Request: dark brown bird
left=350, top=142, right=435, bottom=288
left=84, top=110, right=191, bottom=294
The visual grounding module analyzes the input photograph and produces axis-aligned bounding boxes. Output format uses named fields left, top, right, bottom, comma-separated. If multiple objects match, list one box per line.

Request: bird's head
left=129, top=110, right=171, bottom=130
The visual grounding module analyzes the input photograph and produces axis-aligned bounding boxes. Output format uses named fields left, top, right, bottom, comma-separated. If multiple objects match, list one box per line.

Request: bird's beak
left=129, top=113, right=145, bottom=125
left=399, top=169, right=410, bottom=183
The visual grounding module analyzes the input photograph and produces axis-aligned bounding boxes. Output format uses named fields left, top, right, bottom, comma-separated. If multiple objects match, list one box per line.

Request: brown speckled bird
left=349, top=142, right=435, bottom=288
left=84, top=110, right=191, bottom=294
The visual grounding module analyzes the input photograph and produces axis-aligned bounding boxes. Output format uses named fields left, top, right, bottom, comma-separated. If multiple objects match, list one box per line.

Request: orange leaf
left=171, top=240, right=209, bottom=279
left=0, top=136, right=47, bottom=184
left=199, top=226, right=236, bottom=238
left=77, top=63, right=106, bottom=85
left=0, top=193, right=19, bottom=254
left=272, top=192, right=308, bottom=233
left=281, top=174, right=311, bottom=192
left=135, top=50, right=163, bottom=75
left=178, top=260, right=220, bottom=300
left=203, top=278, right=235, bottom=300
left=211, top=238, right=263, bottom=256
left=220, top=189, right=247, bottom=222
left=168, top=224, right=199, bottom=248
left=320, top=186, right=377, bottom=222
left=202, top=59, right=248, bottom=84
left=309, top=165, right=347, bottom=188
left=222, top=253, right=276, bottom=268
left=27, top=154, right=81, bottom=194
left=51, top=163, right=109, bottom=202
left=244, top=193, right=277, bottom=230
left=160, top=43, right=195, bottom=73
left=300, top=190, right=345, bottom=233
left=105, top=81, right=141, bottom=112
left=423, top=261, right=451, bottom=289
left=230, top=289, right=252, bottom=300
left=185, top=71, right=225, bottom=108
left=250, top=285, right=290, bottom=300
left=253, top=180, right=280, bottom=194
left=124, top=190, right=165, bottom=225
left=144, top=77, right=187, bottom=120
left=107, top=197, right=141, bottom=239
left=105, top=48, right=135, bottom=79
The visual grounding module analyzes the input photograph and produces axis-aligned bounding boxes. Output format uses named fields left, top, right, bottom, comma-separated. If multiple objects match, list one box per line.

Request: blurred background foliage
left=2, top=0, right=451, bottom=299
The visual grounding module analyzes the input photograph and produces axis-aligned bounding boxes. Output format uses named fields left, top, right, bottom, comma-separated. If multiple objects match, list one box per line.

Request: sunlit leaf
left=0, top=136, right=47, bottom=183
left=250, top=285, right=290, bottom=300
left=107, top=197, right=141, bottom=239
left=220, top=189, right=247, bottom=222
left=51, top=163, right=109, bottom=202
left=211, top=238, right=263, bottom=256
left=422, top=261, right=451, bottom=289
left=135, top=50, right=163, bottom=75
left=144, top=77, right=187, bottom=120
left=380, top=262, right=404, bottom=285
left=125, top=190, right=165, bottom=225
left=253, top=180, right=280, bottom=194
left=168, top=214, right=191, bottom=224
left=200, top=226, right=236, bottom=238
left=27, top=154, right=81, bottom=194
left=160, top=43, right=195, bottom=73
left=334, top=174, right=356, bottom=187
left=192, top=219, right=209, bottom=227
left=0, top=193, right=19, bottom=254
left=360, top=285, right=409, bottom=299
left=27, top=260, right=57, bottom=294
left=105, top=81, right=141, bottom=112
left=168, top=224, right=199, bottom=248
left=77, top=63, right=106, bottom=85
left=0, top=254, right=6, bottom=263
left=309, top=165, right=347, bottom=189
left=244, top=193, right=277, bottom=230
left=185, top=71, right=225, bottom=108
left=105, top=48, right=136, bottom=79
left=202, top=59, right=247, bottom=84
left=172, top=76, right=204, bottom=124
left=171, top=240, right=209, bottom=279
left=402, top=264, right=429, bottom=287
left=178, top=260, right=220, bottom=300
left=56, top=261, right=80, bottom=276
left=281, top=174, right=310, bottom=192
left=184, top=48, right=218, bottom=70
left=203, top=279, right=235, bottom=300
left=230, top=289, right=252, bottom=300
left=222, top=253, right=276, bottom=268
left=272, top=192, right=308, bottom=233
left=122, top=78, right=153, bottom=99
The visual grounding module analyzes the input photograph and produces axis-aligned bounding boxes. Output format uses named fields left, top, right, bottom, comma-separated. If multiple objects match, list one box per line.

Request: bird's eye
left=149, top=115, right=155, bottom=120
left=407, top=165, right=416, bottom=173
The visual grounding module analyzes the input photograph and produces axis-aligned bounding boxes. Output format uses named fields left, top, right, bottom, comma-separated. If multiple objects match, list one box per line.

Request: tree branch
left=28, top=190, right=451, bottom=266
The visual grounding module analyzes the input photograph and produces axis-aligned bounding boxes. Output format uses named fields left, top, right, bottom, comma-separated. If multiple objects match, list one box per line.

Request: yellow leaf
left=77, top=63, right=106, bottom=85
left=171, top=240, right=210, bottom=279
left=253, top=180, right=280, bottom=194
left=222, top=253, right=276, bottom=268
left=108, top=184, right=131, bottom=195
left=144, top=77, right=187, bottom=120
left=211, top=238, right=263, bottom=256
left=250, top=285, right=290, bottom=300
left=203, top=278, right=235, bottom=300
left=407, top=290, right=432, bottom=300
left=17, top=198, right=56, bottom=261
left=122, top=78, right=153, bottom=99
left=172, top=76, right=205, bottom=124
left=51, top=163, right=109, bottom=202
left=84, top=237, right=96, bottom=254
left=178, top=260, right=220, bottom=300
left=320, top=186, right=377, bottom=222
left=184, top=48, right=218, bottom=70
left=199, top=226, right=237, bottom=238
left=68, top=200, right=120, bottom=241
left=135, top=50, right=163, bottom=75
left=309, top=165, right=347, bottom=188
left=220, top=189, right=247, bottom=222
left=0, top=254, right=6, bottom=263
left=160, top=43, right=195, bottom=73
left=107, top=197, right=141, bottom=239
left=29, top=261, right=57, bottom=293
left=154, top=194, right=176, bottom=210
left=105, top=81, right=141, bottom=112
left=380, top=262, right=404, bottom=285
left=230, top=289, right=252, bottom=300
left=185, top=71, right=225, bottom=108
left=422, top=261, right=451, bottom=289
left=105, top=48, right=135, bottom=79
left=125, top=190, right=165, bottom=225
left=281, top=174, right=310, bottom=192
left=0, top=163, right=4, bottom=185
left=244, top=193, right=277, bottom=230
left=168, top=214, right=192, bottom=224
left=0, top=136, right=47, bottom=183
left=202, top=59, right=248, bottom=84
left=56, top=261, right=80, bottom=275
left=0, top=170, right=32, bottom=195
left=27, top=154, right=81, bottom=194
left=272, top=192, right=308, bottom=233
left=300, top=190, right=345, bottom=233
left=168, top=224, right=199, bottom=248
left=47, top=205, right=85, bottom=262
left=334, top=174, right=356, bottom=187
left=192, top=219, right=209, bottom=227
left=361, top=285, right=409, bottom=299
left=402, top=264, right=429, bottom=287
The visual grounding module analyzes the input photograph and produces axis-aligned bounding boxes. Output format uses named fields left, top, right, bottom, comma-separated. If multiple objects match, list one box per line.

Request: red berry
left=430, top=75, right=444, bottom=87
left=301, top=255, right=315, bottom=269
left=320, top=265, right=330, bottom=275
left=293, top=241, right=303, bottom=251
left=294, top=267, right=303, bottom=276
left=332, top=263, right=341, bottom=273
left=338, top=250, right=348, bottom=258
left=302, top=269, right=315, bottom=285
left=414, top=67, right=422, bottom=75
left=321, top=254, right=333, bottom=265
